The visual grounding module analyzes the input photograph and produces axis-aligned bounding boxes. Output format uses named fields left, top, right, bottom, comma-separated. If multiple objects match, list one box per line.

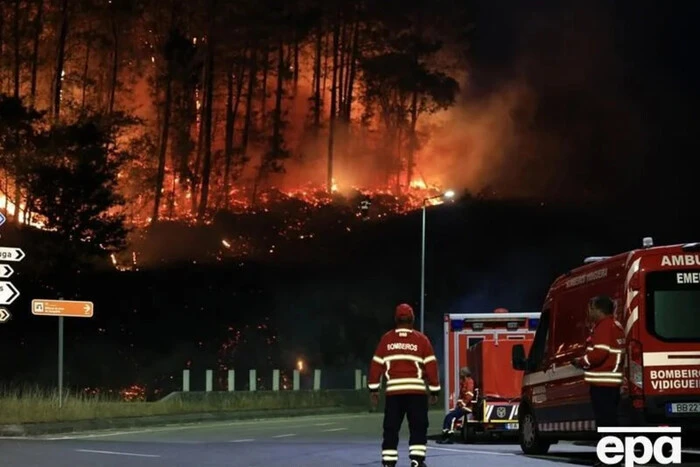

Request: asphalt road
left=2, top=412, right=699, bottom=466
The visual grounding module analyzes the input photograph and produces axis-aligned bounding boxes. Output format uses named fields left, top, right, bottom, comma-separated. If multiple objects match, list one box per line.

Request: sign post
left=32, top=299, right=94, bottom=408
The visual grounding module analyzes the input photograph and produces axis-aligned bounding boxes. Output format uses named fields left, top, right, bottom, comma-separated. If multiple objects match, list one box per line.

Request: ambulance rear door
left=638, top=253, right=700, bottom=423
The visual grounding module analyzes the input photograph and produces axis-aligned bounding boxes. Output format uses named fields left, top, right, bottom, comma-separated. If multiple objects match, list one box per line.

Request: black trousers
left=590, top=385, right=620, bottom=429
left=381, top=394, right=429, bottom=465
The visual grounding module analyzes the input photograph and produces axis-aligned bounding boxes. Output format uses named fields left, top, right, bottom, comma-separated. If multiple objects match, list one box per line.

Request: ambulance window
left=527, top=310, right=551, bottom=371
left=646, top=270, right=700, bottom=341
left=468, top=337, right=483, bottom=348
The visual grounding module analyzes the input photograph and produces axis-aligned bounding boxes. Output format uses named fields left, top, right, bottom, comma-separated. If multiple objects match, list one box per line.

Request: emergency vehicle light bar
left=528, top=318, right=539, bottom=330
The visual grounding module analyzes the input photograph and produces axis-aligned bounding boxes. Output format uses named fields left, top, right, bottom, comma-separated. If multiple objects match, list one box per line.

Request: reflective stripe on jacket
left=368, top=328, right=441, bottom=396
left=579, top=316, right=625, bottom=387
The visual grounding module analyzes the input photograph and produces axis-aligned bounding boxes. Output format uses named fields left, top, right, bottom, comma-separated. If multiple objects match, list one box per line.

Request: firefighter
left=572, top=295, right=625, bottom=430
left=368, top=303, right=440, bottom=467
left=436, top=367, right=474, bottom=444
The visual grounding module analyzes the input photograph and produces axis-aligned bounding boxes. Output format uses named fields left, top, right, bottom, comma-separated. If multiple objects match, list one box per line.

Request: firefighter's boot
left=410, top=460, right=427, bottom=467
left=435, top=430, right=453, bottom=444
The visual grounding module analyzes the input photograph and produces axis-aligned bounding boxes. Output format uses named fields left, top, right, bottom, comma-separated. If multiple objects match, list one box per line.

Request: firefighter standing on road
left=368, top=303, right=440, bottom=467
left=572, top=295, right=625, bottom=429
left=436, top=367, right=474, bottom=444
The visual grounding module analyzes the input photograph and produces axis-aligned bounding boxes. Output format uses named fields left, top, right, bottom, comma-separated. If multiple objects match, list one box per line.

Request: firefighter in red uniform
left=436, top=367, right=474, bottom=444
left=368, top=304, right=440, bottom=467
left=572, top=295, right=625, bottom=430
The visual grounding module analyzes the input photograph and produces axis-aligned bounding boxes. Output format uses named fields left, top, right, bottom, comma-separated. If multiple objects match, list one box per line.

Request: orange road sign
left=32, top=299, right=94, bottom=318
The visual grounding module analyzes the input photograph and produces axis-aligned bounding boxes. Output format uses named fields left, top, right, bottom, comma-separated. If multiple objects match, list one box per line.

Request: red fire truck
left=443, top=309, right=539, bottom=441
left=512, top=238, right=700, bottom=455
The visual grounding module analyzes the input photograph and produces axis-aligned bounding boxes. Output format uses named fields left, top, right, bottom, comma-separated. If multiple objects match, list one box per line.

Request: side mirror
left=512, top=344, right=527, bottom=371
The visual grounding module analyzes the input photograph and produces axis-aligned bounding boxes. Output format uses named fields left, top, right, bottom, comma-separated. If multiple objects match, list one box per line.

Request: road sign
left=0, top=264, right=13, bottom=278
left=0, top=281, right=19, bottom=305
left=0, top=213, right=5, bottom=226
left=32, top=299, right=94, bottom=318
left=0, top=308, right=10, bottom=323
left=0, top=247, right=25, bottom=262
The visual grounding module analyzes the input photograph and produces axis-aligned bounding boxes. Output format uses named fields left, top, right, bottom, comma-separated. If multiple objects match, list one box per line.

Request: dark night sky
left=463, top=0, right=700, bottom=212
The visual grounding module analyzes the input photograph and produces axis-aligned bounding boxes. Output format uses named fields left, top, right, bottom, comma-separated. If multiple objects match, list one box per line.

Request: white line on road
left=229, top=439, right=255, bottom=443
left=272, top=433, right=296, bottom=438
left=76, top=449, right=160, bottom=458
left=321, top=428, right=347, bottom=432
left=314, top=423, right=335, bottom=426
left=430, top=446, right=515, bottom=456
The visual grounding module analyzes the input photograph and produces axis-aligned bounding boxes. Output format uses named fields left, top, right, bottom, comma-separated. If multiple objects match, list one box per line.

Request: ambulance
left=512, top=238, right=700, bottom=455
left=443, top=309, right=539, bottom=441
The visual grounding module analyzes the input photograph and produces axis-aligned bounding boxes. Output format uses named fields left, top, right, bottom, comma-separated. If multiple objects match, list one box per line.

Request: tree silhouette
left=28, top=114, right=130, bottom=255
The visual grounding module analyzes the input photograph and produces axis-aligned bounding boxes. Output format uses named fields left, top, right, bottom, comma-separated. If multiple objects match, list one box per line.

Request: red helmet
left=395, top=303, right=414, bottom=321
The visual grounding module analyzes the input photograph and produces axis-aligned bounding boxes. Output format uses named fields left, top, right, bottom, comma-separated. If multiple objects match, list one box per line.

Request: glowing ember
left=120, top=384, right=147, bottom=401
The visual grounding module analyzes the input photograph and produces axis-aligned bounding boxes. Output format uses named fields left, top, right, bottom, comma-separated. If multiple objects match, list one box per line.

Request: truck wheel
left=461, top=424, right=476, bottom=444
left=519, top=411, right=551, bottom=455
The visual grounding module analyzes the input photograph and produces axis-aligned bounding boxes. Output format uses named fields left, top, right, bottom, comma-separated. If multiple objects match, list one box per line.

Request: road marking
left=430, top=446, right=515, bottom=456
left=229, top=439, right=254, bottom=443
left=31, top=413, right=372, bottom=440
left=76, top=449, right=160, bottom=458
left=322, top=427, right=347, bottom=432
left=314, top=422, right=334, bottom=426
left=272, top=433, right=296, bottom=438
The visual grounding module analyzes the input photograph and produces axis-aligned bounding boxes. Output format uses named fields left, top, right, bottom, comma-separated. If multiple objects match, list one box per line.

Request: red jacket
left=456, top=377, right=475, bottom=412
left=368, top=328, right=441, bottom=396
left=575, top=315, right=625, bottom=387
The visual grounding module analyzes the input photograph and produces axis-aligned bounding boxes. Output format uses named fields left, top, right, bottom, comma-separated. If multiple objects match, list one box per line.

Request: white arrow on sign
left=0, top=281, right=20, bottom=305
left=0, top=247, right=25, bottom=262
left=0, top=308, right=10, bottom=323
left=0, top=264, right=13, bottom=278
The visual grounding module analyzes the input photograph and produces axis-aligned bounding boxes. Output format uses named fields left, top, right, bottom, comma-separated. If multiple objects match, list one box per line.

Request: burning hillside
left=110, top=180, right=456, bottom=268
left=0, top=0, right=514, bottom=269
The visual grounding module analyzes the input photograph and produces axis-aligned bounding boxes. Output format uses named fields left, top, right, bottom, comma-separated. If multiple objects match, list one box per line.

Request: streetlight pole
left=419, top=190, right=455, bottom=334
left=420, top=203, right=427, bottom=333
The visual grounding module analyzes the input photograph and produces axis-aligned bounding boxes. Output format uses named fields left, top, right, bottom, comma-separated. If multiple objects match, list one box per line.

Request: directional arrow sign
left=0, top=264, right=13, bottom=278
left=0, top=247, right=25, bottom=262
left=32, top=299, right=94, bottom=318
left=0, top=308, right=10, bottom=323
left=0, top=213, right=5, bottom=227
left=0, top=281, right=20, bottom=305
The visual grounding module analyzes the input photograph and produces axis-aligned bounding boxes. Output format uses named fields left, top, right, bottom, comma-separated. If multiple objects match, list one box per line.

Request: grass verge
left=0, top=387, right=369, bottom=425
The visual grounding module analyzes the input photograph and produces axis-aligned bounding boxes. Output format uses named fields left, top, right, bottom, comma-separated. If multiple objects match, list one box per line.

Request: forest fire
left=0, top=194, right=46, bottom=229
left=0, top=0, right=473, bottom=269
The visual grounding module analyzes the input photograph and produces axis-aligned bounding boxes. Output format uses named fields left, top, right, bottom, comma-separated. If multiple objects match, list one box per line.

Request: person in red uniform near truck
left=368, top=303, right=440, bottom=467
left=436, top=367, right=475, bottom=444
left=572, top=295, right=625, bottom=430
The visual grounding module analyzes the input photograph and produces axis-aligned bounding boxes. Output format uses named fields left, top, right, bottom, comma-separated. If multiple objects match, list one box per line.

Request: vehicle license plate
left=668, top=402, right=700, bottom=413
left=506, top=423, right=519, bottom=430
